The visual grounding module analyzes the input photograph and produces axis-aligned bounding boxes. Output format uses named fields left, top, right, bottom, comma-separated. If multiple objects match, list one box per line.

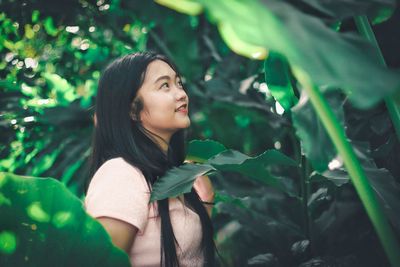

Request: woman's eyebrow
left=153, top=73, right=178, bottom=84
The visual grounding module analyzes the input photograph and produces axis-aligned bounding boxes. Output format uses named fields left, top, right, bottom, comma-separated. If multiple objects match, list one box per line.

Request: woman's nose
left=175, top=87, right=187, bottom=101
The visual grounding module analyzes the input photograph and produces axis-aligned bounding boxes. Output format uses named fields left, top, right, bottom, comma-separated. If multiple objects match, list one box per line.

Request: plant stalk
left=294, top=68, right=400, bottom=267
left=300, top=155, right=310, bottom=240
left=354, top=15, right=400, bottom=141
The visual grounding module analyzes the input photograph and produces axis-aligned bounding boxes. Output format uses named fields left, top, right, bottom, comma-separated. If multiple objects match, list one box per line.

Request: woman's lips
left=176, top=104, right=188, bottom=114
left=176, top=107, right=188, bottom=114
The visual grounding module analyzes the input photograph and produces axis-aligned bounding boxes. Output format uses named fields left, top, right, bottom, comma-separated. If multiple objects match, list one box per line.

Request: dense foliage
left=1, top=0, right=400, bottom=266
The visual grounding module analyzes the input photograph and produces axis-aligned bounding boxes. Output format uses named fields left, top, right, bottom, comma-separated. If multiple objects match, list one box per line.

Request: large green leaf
left=264, top=51, right=298, bottom=111
left=154, top=0, right=203, bottom=16
left=151, top=147, right=298, bottom=201
left=149, top=163, right=214, bottom=202
left=218, top=21, right=267, bottom=60
left=215, top=191, right=304, bottom=266
left=298, top=0, right=396, bottom=24
left=309, top=142, right=400, bottom=232
left=0, top=172, right=130, bottom=267
left=161, top=0, right=400, bottom=108
left=209, top=149, right=297, bottom=196
left=186, top=139, right=227, bottom=163
left=292, top=90, right=345, bottom=172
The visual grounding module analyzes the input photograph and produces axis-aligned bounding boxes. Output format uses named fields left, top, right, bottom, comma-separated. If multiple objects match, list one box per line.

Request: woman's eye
left=177, top=80, right=183, bottom=88
left=160, top=82, right=169, bottom=89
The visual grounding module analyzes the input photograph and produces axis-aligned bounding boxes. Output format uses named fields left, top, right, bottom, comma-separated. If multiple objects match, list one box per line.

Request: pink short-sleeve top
left=84, top=157, right=204, bottom=267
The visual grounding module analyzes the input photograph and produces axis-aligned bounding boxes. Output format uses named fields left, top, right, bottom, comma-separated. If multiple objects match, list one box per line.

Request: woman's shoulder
left=92, top=157, right=147, bottom=187
left=97, top=157, right=142, bottom=174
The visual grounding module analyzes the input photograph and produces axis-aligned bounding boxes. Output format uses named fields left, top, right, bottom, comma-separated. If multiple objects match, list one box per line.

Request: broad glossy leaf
left=151, top=148, right=298, bottom=201
left=318, top=165, right=400, bottom=231
left=155, top=0, right=203, bottom=16
left=209, top=149, right=298, bottom=195
left=149, top=163, right=214, bottom=202
left=247, top=253, right=278, bottom=266
left=186, top=139, right=227, bottom=163
left=366, top=167, right=400, bottom=231
left=172, top=0, right=400, bottom=108
left=264, top=51, right=298, bottom=110
left=216, top=191, right=304, bottom=262
left=0, top=172, right=130, bottom=267
left=298, top=0, right=396, bottom=24
left=307, top=187, right=331, bottom=213
left=309, top=169, right=349, bottom=187
left=311, top=142, right=400, bottom=232
left=291, top=240, right=310, bottom=259
left=312, top=196, right=362, bottom=241
left=218, top=22, right=267, bottom=60
left=292, top=90, right=345, bottom=172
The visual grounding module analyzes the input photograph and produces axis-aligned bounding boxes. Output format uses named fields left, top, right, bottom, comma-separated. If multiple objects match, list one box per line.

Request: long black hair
left=86, top=51, right=215, bottom=266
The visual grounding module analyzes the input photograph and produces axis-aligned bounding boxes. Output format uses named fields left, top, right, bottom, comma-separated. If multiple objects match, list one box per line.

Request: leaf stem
left=354, top=15, right=400, bottom=142
left=294, top=68, right=400, bottom=267
left=300, top=155, right=310, bottom=239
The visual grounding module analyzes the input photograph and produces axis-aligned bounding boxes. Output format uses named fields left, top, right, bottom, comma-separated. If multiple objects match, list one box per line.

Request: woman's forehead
left=144, top=60, right=177, bottom=84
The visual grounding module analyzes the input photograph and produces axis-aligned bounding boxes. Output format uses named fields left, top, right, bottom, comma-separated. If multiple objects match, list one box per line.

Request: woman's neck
left=155, top=136, right=169, bottom=154
left=142, top=128, right=170, bottom=154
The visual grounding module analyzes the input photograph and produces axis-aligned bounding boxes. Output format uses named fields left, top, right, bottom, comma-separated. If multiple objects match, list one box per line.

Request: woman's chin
left=177, top=116, right=191, bottom=129
left=180, top=121, right=191, bottom=130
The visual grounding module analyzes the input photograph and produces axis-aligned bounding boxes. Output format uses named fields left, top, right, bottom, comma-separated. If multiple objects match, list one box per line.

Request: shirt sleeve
left=84, top=158, right=150, bottom=232
left=193, top=175, right=214, bottom=202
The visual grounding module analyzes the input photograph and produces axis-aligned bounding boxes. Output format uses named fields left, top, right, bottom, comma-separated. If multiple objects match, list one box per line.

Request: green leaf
left=298, top=0, right=396, bottom=24
left=309, top=169, right=349, bottom=187
left=218, top=22, right=267, bottom=60
left=155, top=0, right=204, bottom=16
left=24, top=24, right=35, bottom=39
left=264, top=51, right=298, bottom=110
left=195, top=0, right=400, bottom=108
left=151, top=148, right=298, bottom=202
left=0, top=231, right=17, bottom=254
left=311, top=142, right=400, bottom=232
left=43, top=17, right=58, bottom=36
left=209, top=149, right=298, bottom=196
left=150, top=163, right=214, bottom=202
left=292, top=90, right=345, bottom=172
left=186, top=139, right=227, bottom=163
left=31, top=10, right=40, bottom=23
left=41, top=73, right=77, bottom=105
left=0, top=172, right=130, bottom=266
left=247, top=253, right=278, bottom=266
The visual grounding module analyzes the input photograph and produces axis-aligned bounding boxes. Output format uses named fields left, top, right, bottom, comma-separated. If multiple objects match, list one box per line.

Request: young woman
left=84, top=51, right=216, bottom=267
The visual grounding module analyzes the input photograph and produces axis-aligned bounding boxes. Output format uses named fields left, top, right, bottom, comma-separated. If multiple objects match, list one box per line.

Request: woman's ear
left=130, top=110, right=139, bottom=121
left=130, top=98, right=142, bottom=122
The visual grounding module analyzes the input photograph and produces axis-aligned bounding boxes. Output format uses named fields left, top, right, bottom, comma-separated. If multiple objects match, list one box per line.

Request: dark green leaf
left=151, top=148, right=298, bottom=201
left=309, top=169, right=349, bottom=187
left=0, top=172, right=130, bottom=267
left=209, top=149, right=298, bottom=196
left=313, top=142, right=400, bottom=232
left=292, top=90, right=345, bottom=172
left=150, top=163, right=214, bottom=202
left=298, top=0, right=396, bottom=24
left=195, top=0, right=400, bottom=108
left=264, top=51, right=298, bottom=110
left=186, top=139, right=227, bottom=163
left=247, top=253, right=278, bottom=266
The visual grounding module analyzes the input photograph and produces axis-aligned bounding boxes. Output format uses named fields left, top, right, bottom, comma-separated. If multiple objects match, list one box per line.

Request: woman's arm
left=97, top=217, right=138, bottom=253
left=193, top=175, right=215, bottom=217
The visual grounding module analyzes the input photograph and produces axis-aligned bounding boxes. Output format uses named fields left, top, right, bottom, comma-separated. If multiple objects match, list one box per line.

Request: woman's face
left=134, top=60, right=190, bottom=141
